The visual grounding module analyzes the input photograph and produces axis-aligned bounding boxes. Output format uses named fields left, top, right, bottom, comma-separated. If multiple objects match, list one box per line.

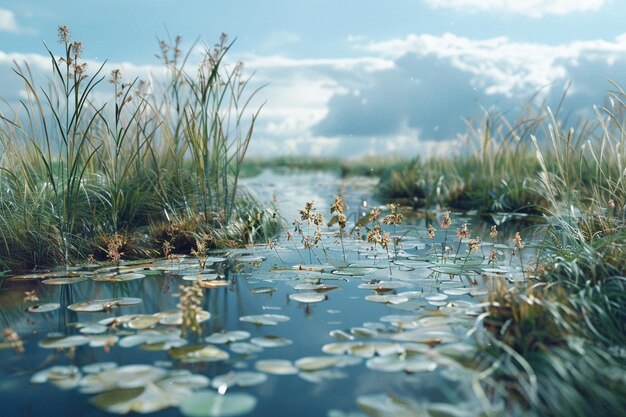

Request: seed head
left=490, top=225, right=498, bottom=239
left=57, top=25, right=71, bottom=44
left=330, top=195, right=345, bottom=215
left=427, top=225, right=435, bottom=239
left=456, top=222, right=470, bottom=240
left=368, top=208, right=382, bottom=223
left=440, top=211, right=451, bottom=230
left=382, top=204, right=403, bottom=225
left=467, top=237, right=481, bottom=252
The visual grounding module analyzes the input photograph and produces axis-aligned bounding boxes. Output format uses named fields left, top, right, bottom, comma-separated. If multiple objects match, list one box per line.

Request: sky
left=1, top=0, right=626, bottom=158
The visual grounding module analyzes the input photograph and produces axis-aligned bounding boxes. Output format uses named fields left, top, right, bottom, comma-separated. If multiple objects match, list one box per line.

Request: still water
left=0, top=170, right=513, bottom=417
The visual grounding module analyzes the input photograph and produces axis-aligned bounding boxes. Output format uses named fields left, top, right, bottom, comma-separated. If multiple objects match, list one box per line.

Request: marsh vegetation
left=0, top=27, right=625, bottom=417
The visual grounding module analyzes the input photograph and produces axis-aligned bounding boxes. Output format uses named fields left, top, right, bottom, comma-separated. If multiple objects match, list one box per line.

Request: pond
left=0, top=169, right=530, bottom=417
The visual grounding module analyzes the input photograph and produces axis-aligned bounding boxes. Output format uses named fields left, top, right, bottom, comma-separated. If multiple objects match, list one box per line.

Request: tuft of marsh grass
left=0, top=27, right=278, bottom=271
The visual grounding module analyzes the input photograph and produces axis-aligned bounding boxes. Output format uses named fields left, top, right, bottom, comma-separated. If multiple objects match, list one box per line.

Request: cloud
left=424, top=0, right=607, bottom=18
left=0, top=8, right=36, bottom=35
left=2, top=31, right=626, bottom=159
left=361, top=33, right=626, bottom=97
left=310, top=32, right=626, bottom=148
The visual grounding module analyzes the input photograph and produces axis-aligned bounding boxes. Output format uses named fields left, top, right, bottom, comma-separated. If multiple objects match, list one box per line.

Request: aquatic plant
left=0, top=26, right=277, bottom=270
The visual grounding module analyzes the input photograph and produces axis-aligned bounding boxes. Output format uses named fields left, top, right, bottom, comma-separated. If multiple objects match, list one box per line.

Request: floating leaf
left=364, top=295, right=409, bottom=305
left=88, top=335, right=119, bottom=348
left=255, top=359, right=298, bottom=375
left=180, top=391, right=257, bottom=417
left=250, top=335, right=292, bottom=348
left=299, top=369, right=347, bottom=384
left=82, top=362, right=117, bottom=374
left=79, top=365, right=167, bottom=394
left=350, top=327, right=378, bottom=338
left=295, top=356, right=341, bottom=371
left=183, top=273, right=220, bottom=281
left=358, top=281, right=407, bottom=291
left=331, top=266, right=378, bottom=276
left=92, top=273, right=146, bottom=282
left=366, top=354, right=437, bottom=373
left=30, top=366, right=81, bottom=389
left=211, top=371, right=267, bottom=389
left=79, top=323, right=109, bottom=334
left=68, top=298, right=142, bottom=312
left=159, top=310, right=210, bottom=326
left=329, top=330, right=354, bottom=341
left=239, top=314, right=290, bottom=326
left=289, top=292, right=326, bottom=303
left=443, top=288, right=470, bottom=296
left=91, top=384, right=185, bottom=414
left=157, top=371, right=211, bottom=390
left=293, top=283, right=340, bottom=292
left=205, top=331, right=250, bottom=344
left=229, top=342, right=263, bottom=355
left=27, top=303, right=60, bottom=313
left=169, top=345, right=229, bottom=363
left=250, top=287, right=276, bottom=294
left=39, top=335, right=90, bottom=349
left=42, top=277, right=87, bottom=285
left=128, top=315, right=162, bottom=330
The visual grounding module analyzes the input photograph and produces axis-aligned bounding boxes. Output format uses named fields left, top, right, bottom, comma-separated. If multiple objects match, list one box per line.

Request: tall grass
left=473, top=84, right=626, bottom=416
left=0, top=27, right=279, bottom=270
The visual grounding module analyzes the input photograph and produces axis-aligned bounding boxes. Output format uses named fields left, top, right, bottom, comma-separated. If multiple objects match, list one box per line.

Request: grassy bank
left=0, top=27, right=280, bottom=271
left=467, top=88, right=626, bottom=415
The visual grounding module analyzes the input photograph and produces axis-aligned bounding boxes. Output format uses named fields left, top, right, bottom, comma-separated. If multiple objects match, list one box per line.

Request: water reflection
left=0, top=170, right=526, bottom=416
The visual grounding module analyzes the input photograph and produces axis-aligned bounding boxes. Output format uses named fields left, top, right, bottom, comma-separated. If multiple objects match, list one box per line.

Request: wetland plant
left=0, top=26, right=278, bottom=270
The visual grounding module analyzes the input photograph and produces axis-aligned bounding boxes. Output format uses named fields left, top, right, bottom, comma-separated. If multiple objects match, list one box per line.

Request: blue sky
left=1, top=0, right=626, bottom=157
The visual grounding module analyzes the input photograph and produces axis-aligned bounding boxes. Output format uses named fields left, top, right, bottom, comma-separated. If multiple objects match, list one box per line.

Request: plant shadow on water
left=0, top=169, right=540, bottom=417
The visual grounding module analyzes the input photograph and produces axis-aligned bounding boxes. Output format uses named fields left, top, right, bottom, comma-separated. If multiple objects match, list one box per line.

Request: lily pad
left=289, top=292, right=327, bottom=303
left=250, top=335, right=292, bottom=348
left=169, top=345, right=230, bottom=363
left=255, top=359, right=298, bottom=375
left=30, top=365, right=81, bottom=389
left=27, top=303, right=60, bottom=313
left=92, top=272, right=146, bottom=282
left=180, top=391, right=257, bottom=417
left=239, top=314, right=290, bottom=326
left=42, top=277, right=88, bottom=285
left=229, top=342, right=263, bottom=355
left=39, top=335, right=90, bottom=349
left=364, top=294, right=409, bottom=305
left=250, top=287, right=276, bottom=294
left=204, top=330, right=250, bottom=344
left=294, top=356, right=341, bottom=371
left=211, top=371, right=267, bottom=389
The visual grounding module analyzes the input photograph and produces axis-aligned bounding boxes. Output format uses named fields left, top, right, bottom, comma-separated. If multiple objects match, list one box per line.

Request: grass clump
left=0, top=27, right=280, bottom=271
left=472, top=86, right=626, bottom=416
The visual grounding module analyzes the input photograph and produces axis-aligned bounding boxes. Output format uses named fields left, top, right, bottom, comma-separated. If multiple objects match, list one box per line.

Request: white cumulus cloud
left=424, top=0, right=607, bottom=18
left=0, top=8, right=36, bottom=35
